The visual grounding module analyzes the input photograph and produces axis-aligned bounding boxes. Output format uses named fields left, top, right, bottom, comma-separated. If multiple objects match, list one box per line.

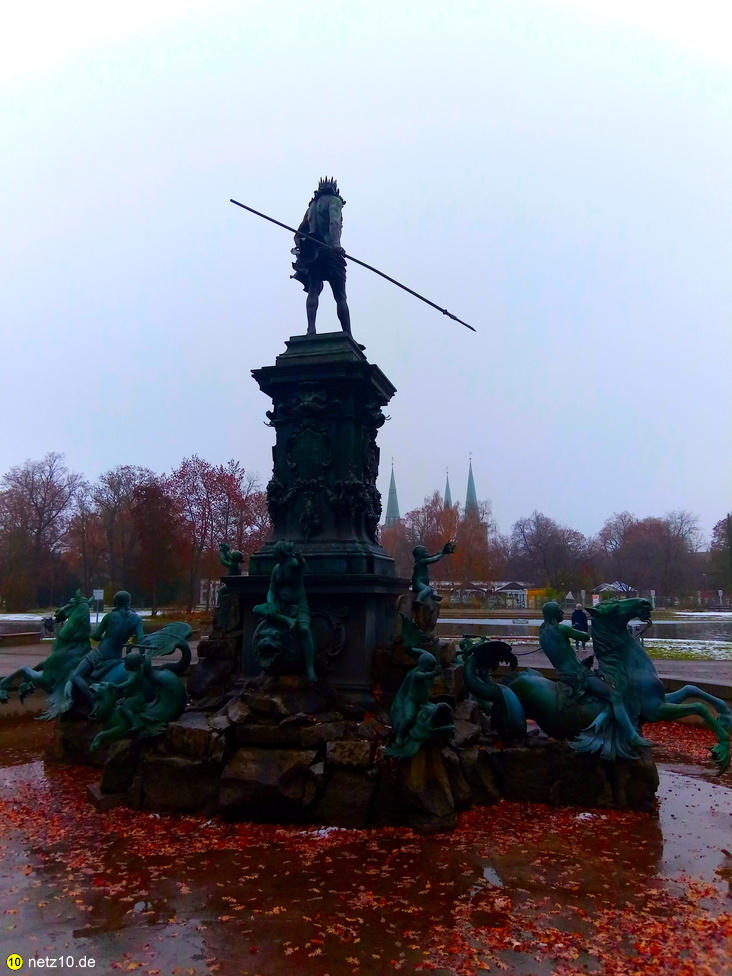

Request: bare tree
left=509, top=511, right=587, bottom=590
left=0, top=453, right=82, bottom=608
left=93, top=465, right=153, bottom=587
left=63, top=482, right=107, bottom=594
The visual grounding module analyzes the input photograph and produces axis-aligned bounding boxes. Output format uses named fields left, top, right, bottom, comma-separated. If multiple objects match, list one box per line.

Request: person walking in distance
left=571, top=603, right=589, bottom=650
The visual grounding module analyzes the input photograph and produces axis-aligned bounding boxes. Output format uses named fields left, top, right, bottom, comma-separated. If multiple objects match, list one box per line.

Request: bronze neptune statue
left=291, top=177, right=351, bottom=336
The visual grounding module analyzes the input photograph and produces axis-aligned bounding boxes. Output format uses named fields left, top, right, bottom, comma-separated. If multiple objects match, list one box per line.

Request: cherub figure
left=104, top=650, right=150, bottom=733
left=386, top=650, right=454, bottom=758
left=253, top=540, right=317, bottom=682
left=88, top=646, right=188, bottom=751
left=411, top=541, right=456, bottom=605
left=219, top=542, right=244, bottom=575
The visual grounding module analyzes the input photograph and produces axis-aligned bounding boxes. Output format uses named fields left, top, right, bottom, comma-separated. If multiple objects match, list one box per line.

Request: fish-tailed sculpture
left=386, top=651, right=454, bottom=759
left=461, top=637, right=526, bottom=739
left=89, top=646, right=187, bottom=752
left=0, top=590, right=92, bottom=718
left=386, top=612, right=454, bottom=758
left=465, top=599, right=732, bottom=772
left=539, top=600, right=650, bottom=758
left=65, top=593, right=191, bottom=706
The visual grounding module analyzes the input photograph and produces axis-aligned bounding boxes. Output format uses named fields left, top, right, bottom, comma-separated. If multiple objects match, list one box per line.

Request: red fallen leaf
left=249, top=945, right=258, bottom=954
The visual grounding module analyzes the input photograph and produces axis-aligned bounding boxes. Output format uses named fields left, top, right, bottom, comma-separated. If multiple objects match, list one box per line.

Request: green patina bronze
left=467, top=598, right=732, bottom=772
left=291, top=177, right=351, bottom=336
left=0, top=590, right=92, bottom=718
left=462, top=638, right=526, bottom=738
left=386, top=650, right=454, bottom=759
left=65, top=591, right=145, bottom=704
left=539, top=600, right=650, bottom=756
left=411, top=541, right=456, bottom=606
left=219, top=542, right=244, bottom=575
left=253, top=540, right=317, bottom=682
left=89, top=644, right=188, bottom=752
left=386, top=611, right=454, bottom=758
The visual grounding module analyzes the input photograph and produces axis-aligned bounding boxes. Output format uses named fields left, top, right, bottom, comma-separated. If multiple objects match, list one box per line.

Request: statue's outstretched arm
left=559, top=623, right=590, bottom=642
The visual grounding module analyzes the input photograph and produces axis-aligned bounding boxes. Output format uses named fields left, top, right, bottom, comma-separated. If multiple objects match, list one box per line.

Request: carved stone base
left=84, top=681, right=659, bottom=829
left=218, top=572, right=409, bottom=707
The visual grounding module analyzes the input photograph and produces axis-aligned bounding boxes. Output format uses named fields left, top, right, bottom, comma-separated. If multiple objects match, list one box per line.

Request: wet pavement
left=1, top=720, right=732, bottom=974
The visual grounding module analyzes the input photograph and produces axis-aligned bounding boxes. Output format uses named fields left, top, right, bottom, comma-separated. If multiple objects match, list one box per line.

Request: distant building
left=464, top=459, right=479, bottom=518
left=384, top=462, right=401, bottom=526
left=592, top=582, right=638, bottom=601
left=492, top=581, right=529, bottom=610
left=380, top=458, right=480, bottom=528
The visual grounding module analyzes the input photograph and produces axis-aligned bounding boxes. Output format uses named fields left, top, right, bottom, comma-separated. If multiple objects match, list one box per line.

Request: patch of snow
left=299, top=826, right=354, bottom=838
left=675, top=611, right=732, bottom=618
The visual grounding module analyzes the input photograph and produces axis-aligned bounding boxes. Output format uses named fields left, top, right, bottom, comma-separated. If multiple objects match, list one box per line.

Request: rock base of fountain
left=78, top=669, right=658, bottom=831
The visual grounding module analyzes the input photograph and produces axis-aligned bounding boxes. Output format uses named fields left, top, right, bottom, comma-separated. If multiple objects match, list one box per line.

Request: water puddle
left=1, top=718, right=731, bottom=974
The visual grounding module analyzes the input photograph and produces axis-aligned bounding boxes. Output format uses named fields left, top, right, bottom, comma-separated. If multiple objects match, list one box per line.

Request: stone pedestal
left=251, top=331, right=397, bottom=574
left=196, top=332, right=410, bottom=705
left=222, top=571, right=406, bottom=706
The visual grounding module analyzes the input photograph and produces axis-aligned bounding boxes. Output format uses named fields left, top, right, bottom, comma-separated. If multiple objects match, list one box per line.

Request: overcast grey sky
left=1, top=0, right=730, bottom=540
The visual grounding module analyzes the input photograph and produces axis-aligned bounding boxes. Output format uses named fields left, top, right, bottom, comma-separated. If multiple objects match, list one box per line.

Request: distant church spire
left=444, top=468, right=453, bottom=508
left=465, top=456, right=478, bottom=517
left=385, top=461, right=401, bottom=526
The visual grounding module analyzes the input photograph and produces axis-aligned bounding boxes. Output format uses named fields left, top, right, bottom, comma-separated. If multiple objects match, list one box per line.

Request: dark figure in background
left=571, top=603, right=589, bottom=649
left=291, top=177, right=351, bottom=336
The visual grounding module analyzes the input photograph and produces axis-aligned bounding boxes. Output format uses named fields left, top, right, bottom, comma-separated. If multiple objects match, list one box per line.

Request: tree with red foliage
left=169, top=457, right=269, bottom=610
left=131, top=477, right=183, bottom=615
left=595, top=509, right=702, bottom=604
left=381, top=491, right=503, bottom=585
left=380, top=518, right=412, bottom=578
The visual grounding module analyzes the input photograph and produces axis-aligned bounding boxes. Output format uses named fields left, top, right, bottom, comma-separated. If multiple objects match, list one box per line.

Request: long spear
left=230, top=198, right=476, bottom=332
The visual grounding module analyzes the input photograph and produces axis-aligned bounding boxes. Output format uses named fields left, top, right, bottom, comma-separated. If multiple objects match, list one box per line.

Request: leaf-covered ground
left=1, top=719, right=732, bottom=975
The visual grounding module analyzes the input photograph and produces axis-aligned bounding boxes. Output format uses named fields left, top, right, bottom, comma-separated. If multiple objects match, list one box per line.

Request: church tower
left=465, top=458, right=478, bottom=518
left=384, top=462, right=401, bottom=526
left=444, top=469, right=453, bottom=508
